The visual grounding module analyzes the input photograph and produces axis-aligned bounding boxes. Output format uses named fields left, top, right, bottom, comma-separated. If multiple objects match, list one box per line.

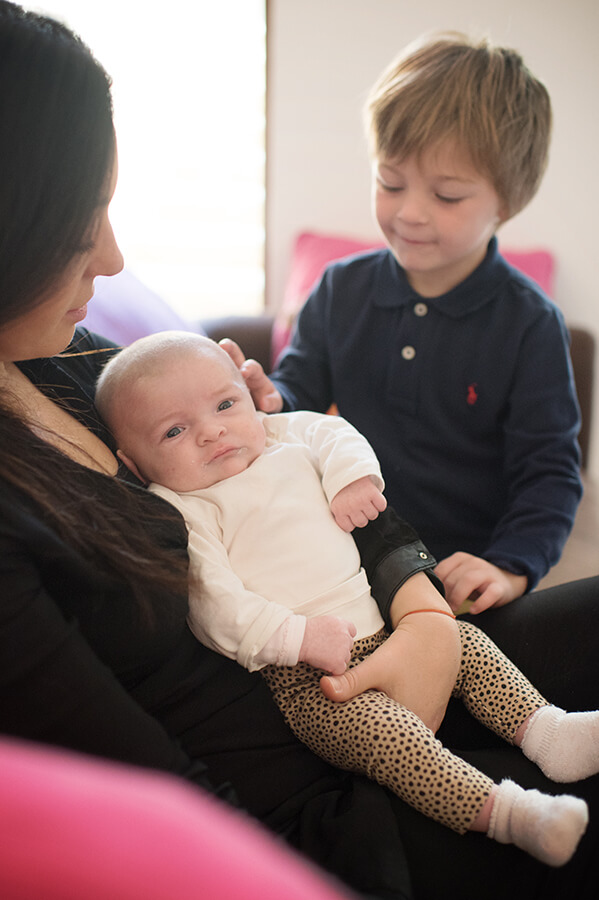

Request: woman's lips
left=66, top=304, right=88, bottom=324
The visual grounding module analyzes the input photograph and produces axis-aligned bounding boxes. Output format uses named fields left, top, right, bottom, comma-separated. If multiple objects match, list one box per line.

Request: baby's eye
left=217, top=399, right=234, bottom=411
left=165, top=426, right=183, bottom=439
left=436, top=194, right=463, bottom=204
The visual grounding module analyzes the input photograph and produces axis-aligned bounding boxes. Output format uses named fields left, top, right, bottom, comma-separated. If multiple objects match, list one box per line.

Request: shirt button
left=414, top=302, right=428, bottom=317
left=401, top=345, right=416, bottom=360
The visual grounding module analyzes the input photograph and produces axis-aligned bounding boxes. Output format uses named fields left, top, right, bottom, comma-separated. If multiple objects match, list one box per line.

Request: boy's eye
left=217, top=399, right=234, bottom=411
left=165, top=426, right=183, bottom=439
left=436, top=194, right=463, bottom=204
left=378, top=179, right=403, bottom=193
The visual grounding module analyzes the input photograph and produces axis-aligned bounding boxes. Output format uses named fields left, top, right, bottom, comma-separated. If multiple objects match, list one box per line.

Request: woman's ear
left=116, top=449, right=147, bottom=485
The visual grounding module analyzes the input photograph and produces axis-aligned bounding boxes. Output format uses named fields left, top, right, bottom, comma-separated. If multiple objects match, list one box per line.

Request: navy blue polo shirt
left=271, top=238, right=582, bottom=588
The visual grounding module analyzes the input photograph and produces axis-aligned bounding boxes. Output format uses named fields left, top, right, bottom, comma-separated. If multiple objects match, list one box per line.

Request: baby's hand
left=219, top=338, right=283, bottom=413
left=298, top=616, right=357, bottom=675
left=435, top=552, right=528, bottom=614
left=330, top=476, right=387, bottom=532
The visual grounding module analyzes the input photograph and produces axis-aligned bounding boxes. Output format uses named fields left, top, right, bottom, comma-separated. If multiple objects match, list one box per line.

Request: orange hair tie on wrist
left=398, top=608, right=456, bottom=624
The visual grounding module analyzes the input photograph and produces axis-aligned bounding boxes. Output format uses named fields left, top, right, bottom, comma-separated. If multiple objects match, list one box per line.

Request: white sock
left=487, top=779, right=588, bottom=867
left=521, top=706, right=599, bottom=782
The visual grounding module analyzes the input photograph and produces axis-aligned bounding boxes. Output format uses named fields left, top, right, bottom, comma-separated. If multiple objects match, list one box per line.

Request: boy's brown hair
left=365, top=32, right=552, bottom=219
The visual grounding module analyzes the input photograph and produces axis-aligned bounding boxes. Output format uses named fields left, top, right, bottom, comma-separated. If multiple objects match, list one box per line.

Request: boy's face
left=114, top=351, right=266, bottom=492
left=372, top=144, right=505, bottom=297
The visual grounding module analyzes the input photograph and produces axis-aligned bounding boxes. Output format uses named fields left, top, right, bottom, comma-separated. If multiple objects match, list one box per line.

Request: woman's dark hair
left=0, top=2, right=188, bottom=604
left=0, top=0, right=115, bottom=323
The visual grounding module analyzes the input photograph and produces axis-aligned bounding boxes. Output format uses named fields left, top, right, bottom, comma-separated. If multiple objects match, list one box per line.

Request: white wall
left=267, top=0, right=599, bottom=475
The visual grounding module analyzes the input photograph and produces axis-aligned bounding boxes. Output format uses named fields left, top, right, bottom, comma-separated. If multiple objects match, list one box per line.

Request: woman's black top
left=1, top=329, right=441, bottom=898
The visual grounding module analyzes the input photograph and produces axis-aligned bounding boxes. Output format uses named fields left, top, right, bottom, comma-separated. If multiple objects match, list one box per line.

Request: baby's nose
left=199, top=421, right=225, bottom=443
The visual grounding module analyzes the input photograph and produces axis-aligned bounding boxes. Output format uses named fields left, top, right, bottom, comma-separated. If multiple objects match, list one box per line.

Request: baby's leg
left=452, top=620, right=546, bottom=740
left=454, top=621, right=599, bottom=781
left=262, top=633, right=587, bottom=864
left=262, top=648, right=494, bottom=835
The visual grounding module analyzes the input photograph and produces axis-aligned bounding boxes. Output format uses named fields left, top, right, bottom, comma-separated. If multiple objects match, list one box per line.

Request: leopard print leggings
left=261, top=621, right=547, bottom=833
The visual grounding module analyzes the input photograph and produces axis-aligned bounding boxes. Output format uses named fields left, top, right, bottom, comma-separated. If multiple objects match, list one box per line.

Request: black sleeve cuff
left=353, top=507, right=444, bottom=629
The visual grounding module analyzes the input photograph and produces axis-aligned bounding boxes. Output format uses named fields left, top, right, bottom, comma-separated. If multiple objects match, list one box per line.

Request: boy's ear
left=116, top=449, right=148, bottom=485
left=497, top=200, right=511, bottom=226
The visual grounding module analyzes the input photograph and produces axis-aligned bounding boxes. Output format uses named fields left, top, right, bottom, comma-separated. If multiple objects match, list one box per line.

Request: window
left=25, top=1, right=266, bottom=322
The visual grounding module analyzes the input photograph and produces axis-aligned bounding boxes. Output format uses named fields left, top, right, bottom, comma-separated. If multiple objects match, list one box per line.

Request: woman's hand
left=320, top=573, right=462, bottom=733
left=434, top=552, right=527, bottom=615
left=219, top=338, right=283, bottom=413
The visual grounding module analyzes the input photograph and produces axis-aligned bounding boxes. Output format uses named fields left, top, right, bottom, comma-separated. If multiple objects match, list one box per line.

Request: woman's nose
left=88, top=216, right=124, bottom=278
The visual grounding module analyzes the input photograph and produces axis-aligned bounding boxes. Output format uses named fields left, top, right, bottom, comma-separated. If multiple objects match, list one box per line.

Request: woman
left=0, top=3, right=598, bottom=897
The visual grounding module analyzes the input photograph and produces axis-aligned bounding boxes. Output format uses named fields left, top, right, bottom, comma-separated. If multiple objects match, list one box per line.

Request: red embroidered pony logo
left=466, top=383, right=478, bottom=406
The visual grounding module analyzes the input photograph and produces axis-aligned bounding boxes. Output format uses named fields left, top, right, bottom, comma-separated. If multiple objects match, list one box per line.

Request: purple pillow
left=85, top=270, right=199, bottom=345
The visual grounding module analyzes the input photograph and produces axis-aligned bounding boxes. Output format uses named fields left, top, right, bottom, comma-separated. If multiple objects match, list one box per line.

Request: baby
left=96, top=331, right=598, bottom=866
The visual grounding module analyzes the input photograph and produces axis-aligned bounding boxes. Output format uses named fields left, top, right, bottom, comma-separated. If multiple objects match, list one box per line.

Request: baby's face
left=116, top=351, right=266, bottom=492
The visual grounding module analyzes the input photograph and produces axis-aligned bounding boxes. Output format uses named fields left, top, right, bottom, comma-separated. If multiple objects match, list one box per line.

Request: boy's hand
left=219, top=338, right=283, bottom=413
left=298, top=616, right=357, bottom=675
left=330, top=476, right=387, bottom=532
left=434, top=552, right=527, bottom=614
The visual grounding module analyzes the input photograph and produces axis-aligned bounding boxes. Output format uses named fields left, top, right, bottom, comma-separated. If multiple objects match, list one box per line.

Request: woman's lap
left=466, top=576, right=599, bottom=711
left=388, top=758, right=599, bottom=899
left=391, top=732, right=599, bottom=898
left=393, top=576, right=599, bottom=898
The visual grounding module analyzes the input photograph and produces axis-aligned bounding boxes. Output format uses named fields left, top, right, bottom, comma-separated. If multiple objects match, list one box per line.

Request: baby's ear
left=116, top=449, right=147, bottom=485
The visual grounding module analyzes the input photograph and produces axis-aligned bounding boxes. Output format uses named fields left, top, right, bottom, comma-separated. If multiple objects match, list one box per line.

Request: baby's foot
left=521, top=706, right=599, bottom=782
left=488, top=779, right=588, bottom=867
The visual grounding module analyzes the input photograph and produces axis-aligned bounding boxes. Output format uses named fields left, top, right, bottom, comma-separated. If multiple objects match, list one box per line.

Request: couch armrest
left=536, top=473, right=599, bottom=588
left=569, top=327, right=595, bottom=469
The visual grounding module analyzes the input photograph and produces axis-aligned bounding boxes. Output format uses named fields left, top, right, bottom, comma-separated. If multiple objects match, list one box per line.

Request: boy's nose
left=395, top=192, right=428, bottom=224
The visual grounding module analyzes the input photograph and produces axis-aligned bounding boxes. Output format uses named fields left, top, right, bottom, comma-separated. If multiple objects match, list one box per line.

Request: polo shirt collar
left=372, top=236, right=512, bottom=318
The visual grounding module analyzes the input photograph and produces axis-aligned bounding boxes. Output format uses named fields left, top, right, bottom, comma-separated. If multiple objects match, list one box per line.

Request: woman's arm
left=0, top=529, right=233, bottom=801
left=351, top=506, right=443, bottom=625
left=320, top=508, right=462, bottom=733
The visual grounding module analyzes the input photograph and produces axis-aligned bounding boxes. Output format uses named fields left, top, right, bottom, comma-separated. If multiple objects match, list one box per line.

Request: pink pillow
left=273, top=232, right=383, bottom=361
left=500, top=248, right=554, bottom=296
left=273, top=230, right=555, bottom=363
left=0, top=738, right=351, bottom=900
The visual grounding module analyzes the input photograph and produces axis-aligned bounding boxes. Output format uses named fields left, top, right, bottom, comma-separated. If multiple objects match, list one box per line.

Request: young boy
left=236, top=33, right=583, bottom=614
left=96, top=330, right=598, bottom=867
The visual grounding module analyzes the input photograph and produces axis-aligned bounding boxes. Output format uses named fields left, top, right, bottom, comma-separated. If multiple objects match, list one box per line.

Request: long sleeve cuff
left=353, top=507, right=444, bottom=630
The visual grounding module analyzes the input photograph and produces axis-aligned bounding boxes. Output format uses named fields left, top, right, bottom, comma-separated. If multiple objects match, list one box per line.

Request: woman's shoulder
left=17, top=327, right=120, bottom=391
left=16, top=328, right=122, bottom=440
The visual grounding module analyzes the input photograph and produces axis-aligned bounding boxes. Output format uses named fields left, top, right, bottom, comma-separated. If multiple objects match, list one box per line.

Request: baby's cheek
left=255, top=423, right=267, bottom=453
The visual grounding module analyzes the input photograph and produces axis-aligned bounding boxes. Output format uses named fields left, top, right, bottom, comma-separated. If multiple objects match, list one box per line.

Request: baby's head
left=96, top=331, right=266, bottom=492
left=365, top=32, right=552, bottom=219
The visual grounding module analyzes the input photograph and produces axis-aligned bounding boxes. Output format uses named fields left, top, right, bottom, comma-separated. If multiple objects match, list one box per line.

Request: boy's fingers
left=218, top=338, right=247, bottom=368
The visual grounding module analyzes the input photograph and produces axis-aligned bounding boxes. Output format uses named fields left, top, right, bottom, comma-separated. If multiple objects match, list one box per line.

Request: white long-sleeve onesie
left=150, top=410, right=385, bottom=671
